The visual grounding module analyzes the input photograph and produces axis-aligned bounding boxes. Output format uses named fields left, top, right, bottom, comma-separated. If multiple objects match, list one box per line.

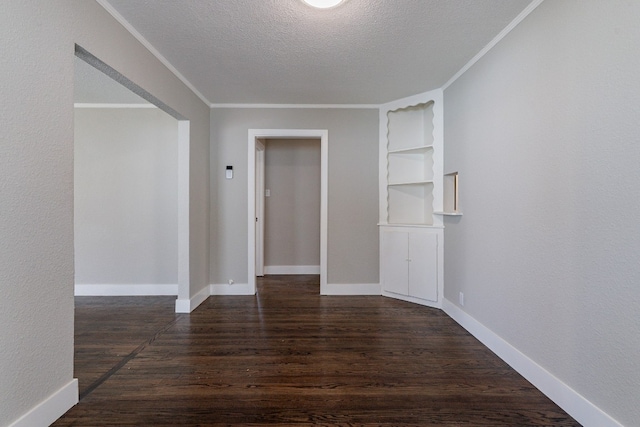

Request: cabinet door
left=408, top=232, right=438, bottom=302
left=381, top=231, right=409, bottom=295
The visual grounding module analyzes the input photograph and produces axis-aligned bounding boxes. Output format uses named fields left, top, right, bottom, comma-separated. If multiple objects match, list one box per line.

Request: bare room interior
left=2, top=1, right=639, bottom=426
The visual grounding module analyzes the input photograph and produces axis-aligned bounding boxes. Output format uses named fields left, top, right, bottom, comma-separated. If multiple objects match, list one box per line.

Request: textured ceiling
left=103, top=0, right=533, bottom=105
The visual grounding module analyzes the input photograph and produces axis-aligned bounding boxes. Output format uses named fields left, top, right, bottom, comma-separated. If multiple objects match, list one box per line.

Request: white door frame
left=255, top=139, right=265, bottom=277
left=248, top=129, right=328, bottom=294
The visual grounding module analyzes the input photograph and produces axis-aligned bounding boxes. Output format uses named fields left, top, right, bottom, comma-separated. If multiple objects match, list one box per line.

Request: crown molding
left=74, top=103, right=158, bottom=109
left=94, top=0, right=211, bottom=107
left=210, top=103, right=379, bottom=109
left=442, top=0, right=545, bottom=91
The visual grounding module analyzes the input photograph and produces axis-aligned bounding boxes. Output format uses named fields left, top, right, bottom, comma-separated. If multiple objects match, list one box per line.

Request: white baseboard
left=75, top=284, right=178, bottom=296
left=264, top=265, right=320, bottom=275
left=175, top=285, right=210, bottom=313
left=322, top=283, right=381, bottom=295
left=442, top=299, right=622, bottom=427
left=381, top=290, right=441, bottom=309
left=210, top=283, right=255, bottom=296
left=9, top=379, right=78, bottom=427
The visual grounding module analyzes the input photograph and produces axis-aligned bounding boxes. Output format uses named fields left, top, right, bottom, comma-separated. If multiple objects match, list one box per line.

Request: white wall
left=443, top=1, right=640, bottom=425
left=210, top=108, right=378, bottom=286
left=0, top=2, right=210, bottom=425
left=74, top=108, right=178, bottom=288
left=264, top=139, right=321, bottom=271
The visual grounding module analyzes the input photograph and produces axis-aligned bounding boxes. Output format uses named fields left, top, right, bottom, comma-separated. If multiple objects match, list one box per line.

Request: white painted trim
left=175, top=284, right=210, bottom=313
left=177, top=120, right=190, bottom=303
left=379, top=88, right=443, bottom=115
left=9, top=379, right=78, bottom=427
left=94, top=0, right=211, bottom=106
left=264, top=265, right=321, bottom=275
left=442, top=299, right=623, bottom=427
left=381, top=291, right=441, bottom=309
left=210, top=283, right=255, bottom=296
left=74, top=284, right=178, bottom=296
left=248, top=129, right=328, bottom=296
left=255, top=140, right=265, bottom=276
left=442, top=0, right=545, bottom=91
left=319, top=131, right=328, bottom=295
left=248, top=137, right=258, bottom=291
left=211, top=103, right=378, bottom=109
left=322, top=283, right=381, bottom=296
left=73, top=103, right=156, bottom=109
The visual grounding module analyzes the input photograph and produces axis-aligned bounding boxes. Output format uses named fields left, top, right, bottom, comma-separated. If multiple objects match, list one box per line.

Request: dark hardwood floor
left=55, top=275, right=580, bottom=426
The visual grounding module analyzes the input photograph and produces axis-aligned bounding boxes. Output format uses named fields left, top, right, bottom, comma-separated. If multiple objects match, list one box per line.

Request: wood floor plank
left=55, top=276, right=580, bottom=426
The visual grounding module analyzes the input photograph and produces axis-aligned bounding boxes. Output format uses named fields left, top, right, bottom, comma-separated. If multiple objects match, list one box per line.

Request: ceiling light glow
left=302, top=0, right=344, bottom=9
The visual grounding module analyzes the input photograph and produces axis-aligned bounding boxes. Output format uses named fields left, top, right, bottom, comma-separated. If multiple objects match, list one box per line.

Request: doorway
left=74, top=45, right=191, bottom=311
left=72, top=45, right=193, bottom=404
left=262, top=138, right=321, bottom=276
left=248, top=129, right=328, bottom=295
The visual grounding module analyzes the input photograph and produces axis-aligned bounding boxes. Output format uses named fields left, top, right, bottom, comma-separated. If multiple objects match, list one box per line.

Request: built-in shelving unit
left=379, top=89, right=444, bottom=309
left=385, top=102, right=436, bottom=225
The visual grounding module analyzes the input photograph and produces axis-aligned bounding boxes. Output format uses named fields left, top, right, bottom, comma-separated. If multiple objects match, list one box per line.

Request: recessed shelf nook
left=435, top=171, right=462, bottom=215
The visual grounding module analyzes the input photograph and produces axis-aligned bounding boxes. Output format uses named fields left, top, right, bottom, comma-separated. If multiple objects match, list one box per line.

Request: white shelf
left=387, top=148, right=434, bottom=186
left=388, top=180, right=433, bottom=186
left=385, top=101, right=435, bottom=225
left=387, top=183, right=434, bottom=225
left=433, top=211, right=463, bottom=216
left=387, top=102, right=435, bottom=152
left=378, top=223, right=444, bottom=229
left=388, top=145, right=433, bottom=155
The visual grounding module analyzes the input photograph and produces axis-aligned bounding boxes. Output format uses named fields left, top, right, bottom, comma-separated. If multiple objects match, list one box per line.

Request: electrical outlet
left=228, top=279, right=234, bottom=285
left=459, top=292, right=465, bottom=306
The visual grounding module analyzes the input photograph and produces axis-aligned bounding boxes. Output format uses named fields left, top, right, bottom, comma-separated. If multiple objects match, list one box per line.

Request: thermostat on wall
left=226, top=166, right=233, bottom=179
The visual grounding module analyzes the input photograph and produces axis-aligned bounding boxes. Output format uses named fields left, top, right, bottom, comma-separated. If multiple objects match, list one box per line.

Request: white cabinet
left=381, top=228, right=439, bottom=304
left=379, top=90, right=444, bottom=308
